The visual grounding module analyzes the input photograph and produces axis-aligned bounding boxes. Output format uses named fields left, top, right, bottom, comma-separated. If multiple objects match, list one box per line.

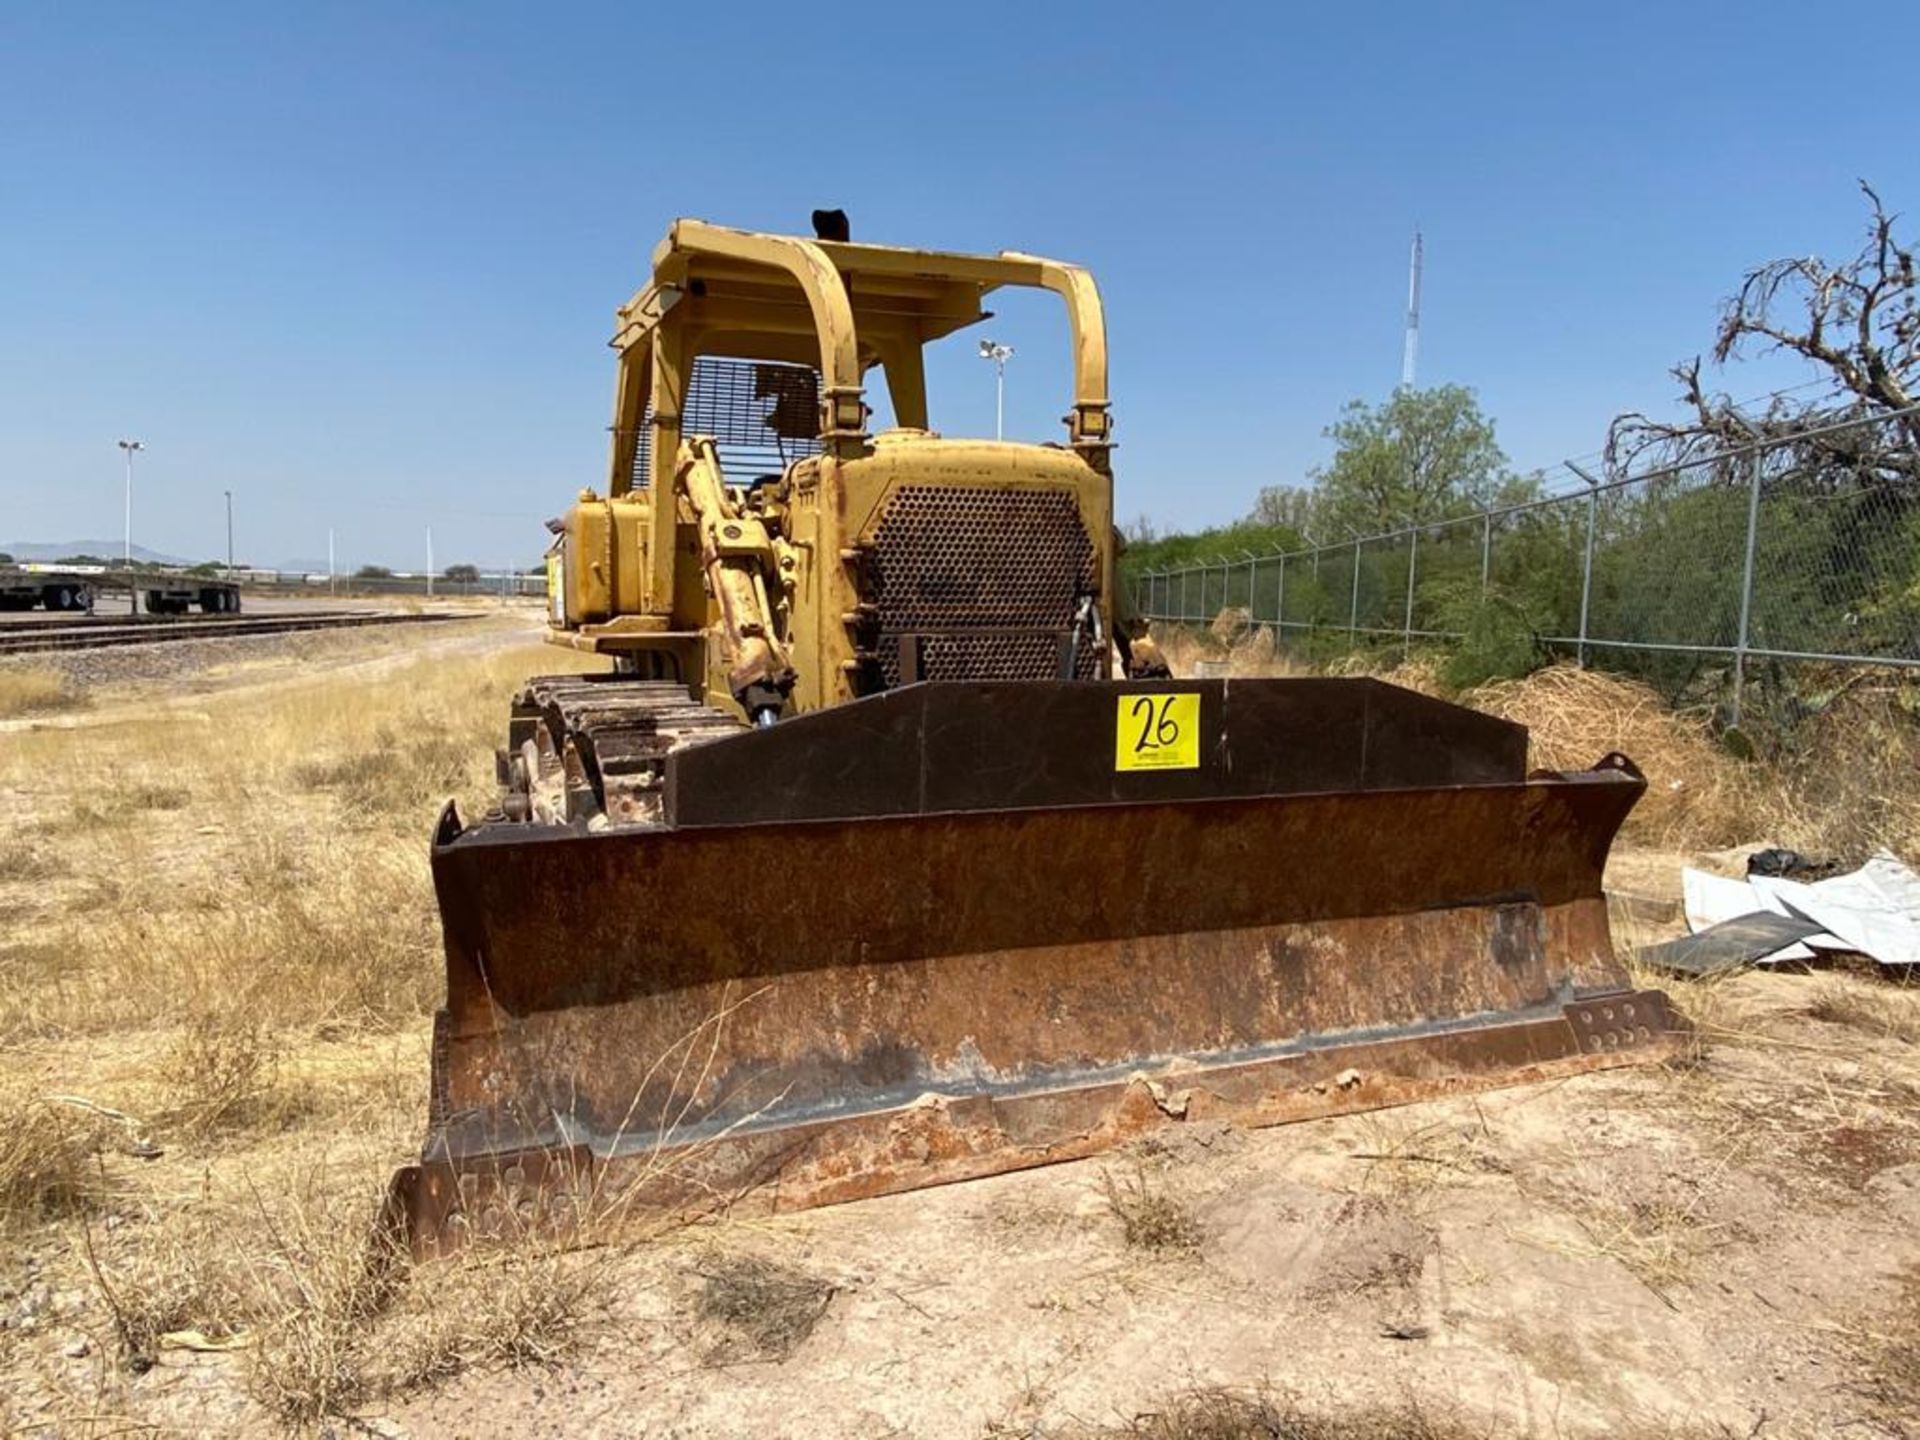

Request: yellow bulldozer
left=389, top=217, right=1680, bottom=1254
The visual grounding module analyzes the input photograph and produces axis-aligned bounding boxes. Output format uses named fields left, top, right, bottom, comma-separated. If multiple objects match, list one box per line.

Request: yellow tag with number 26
left=1115, top=692, right=1201, bottom=771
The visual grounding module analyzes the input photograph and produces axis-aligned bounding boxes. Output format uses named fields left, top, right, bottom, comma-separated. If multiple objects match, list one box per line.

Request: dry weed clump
left=0, top=836, right=70, bottom=881
left=1351, top=1114, right=1509, bottom=1209
left=1516, top=1151, right=1727, bottom=1299
left=1323, top=651, right=1449, bottom=698
left=161, top=1008, right=286, bottom=1136
left=0, top=1086, right=109, bottom=1228
left=85, top=1204, right=253, bottom=1370
left=694, top=1251, right=836, bottom=1362
left=82, top=1156, right=603, bottom=1420
left=1802, top=980, right=1920, bottom=1046
left=0, top=664, right=85, bottom=718
left=1149, top=619, right=1300, bottom=680
left=293, top=721, right=476, bottom=821
left=374, top=1244, right=609, bottom=1391
left=1467, top=664, right=1760, bottom=848
left=241, top=1187, right=402, bottom=1423
left=1099, top=1162, right=1203, bottom=1252
left=1773, top=680, right=1920, bottom=861
left=1035, top=1384, right=1494, bottom=1440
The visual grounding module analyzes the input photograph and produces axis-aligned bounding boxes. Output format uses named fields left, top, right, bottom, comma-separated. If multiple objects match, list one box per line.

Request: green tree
left=1248, top=484, right=1318, bottom=535
left=1310, top=386, right=1521, bottom=533
left=442, top=563, right=481, bottom=584
left=354, top=564, right=393, bottom=580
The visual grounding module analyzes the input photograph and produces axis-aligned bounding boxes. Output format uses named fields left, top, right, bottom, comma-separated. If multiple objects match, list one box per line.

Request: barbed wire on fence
left=1132, top=407, right=1920, bottom=724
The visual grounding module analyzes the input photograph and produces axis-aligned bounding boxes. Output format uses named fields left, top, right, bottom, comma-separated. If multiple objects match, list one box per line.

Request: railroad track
left=0, top=610, right=480, bottom=657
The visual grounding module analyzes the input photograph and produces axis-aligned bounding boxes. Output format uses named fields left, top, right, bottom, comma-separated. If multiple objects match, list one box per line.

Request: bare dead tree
left=1608, top=182, right=1918, bottom=481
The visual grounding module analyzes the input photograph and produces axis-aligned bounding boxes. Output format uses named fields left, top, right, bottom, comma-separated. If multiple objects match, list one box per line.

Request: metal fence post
left=1480, top=511, right=1492, bottom=593
left=1311, top=545, right=1321, bottom=638
left=1732, top=448, right=1764, bottom=727
left=1180, top=567, right=1189, bottom=622
left=1403, top=526, right=1418, bottom=657
left=1276, top=551, right=1287, bottom=637
left=1580, top=488, right=1596, bottom=666
left=1567, top=460, right=1601, bottom=667
left=1348, top=536, right=1362, bottom=647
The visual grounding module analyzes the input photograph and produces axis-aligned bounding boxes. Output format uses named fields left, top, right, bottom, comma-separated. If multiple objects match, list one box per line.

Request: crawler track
left=0, top=610, right=479, bottom=657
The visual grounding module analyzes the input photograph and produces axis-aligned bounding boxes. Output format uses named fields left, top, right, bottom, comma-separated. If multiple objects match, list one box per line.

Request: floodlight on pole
left=117, top=440, right=144, bottom=566
left=977, top=339, right=1014, bottom=440
left=117, top=440, right=144, bottom=614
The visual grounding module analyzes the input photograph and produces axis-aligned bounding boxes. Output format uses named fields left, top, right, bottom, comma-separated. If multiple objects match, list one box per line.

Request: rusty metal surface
left=393, top=989, right=1683, bottom=1256
left=662, top=677, right=1530, bottom=828
left=397, top=678, right=1677, bottom=1255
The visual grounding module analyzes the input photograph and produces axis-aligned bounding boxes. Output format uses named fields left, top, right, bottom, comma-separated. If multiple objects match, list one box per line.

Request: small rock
left=1335, top=1068, right=1363, bottom=1089
left=63, top=1337, right=90, bottom=1359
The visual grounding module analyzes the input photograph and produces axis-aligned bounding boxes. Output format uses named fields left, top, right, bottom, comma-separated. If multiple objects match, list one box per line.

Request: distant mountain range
left=1, top=539, right=193, bottom=566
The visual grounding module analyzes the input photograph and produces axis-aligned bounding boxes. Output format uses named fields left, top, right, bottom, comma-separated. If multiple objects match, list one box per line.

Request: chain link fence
left=1134, top=407, right=1920, bottom=723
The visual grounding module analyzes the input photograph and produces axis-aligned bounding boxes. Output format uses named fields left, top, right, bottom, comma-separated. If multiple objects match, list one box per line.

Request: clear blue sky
left=3, top=3, right=1914, bottom=569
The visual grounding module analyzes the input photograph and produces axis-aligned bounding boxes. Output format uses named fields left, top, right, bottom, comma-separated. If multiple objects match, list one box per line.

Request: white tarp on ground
left=1681, top=851, right=1920, bottom=968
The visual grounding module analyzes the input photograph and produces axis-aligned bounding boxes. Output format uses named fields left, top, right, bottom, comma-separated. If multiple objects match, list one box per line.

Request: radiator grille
left=868, top=486, right=1101, bottom=687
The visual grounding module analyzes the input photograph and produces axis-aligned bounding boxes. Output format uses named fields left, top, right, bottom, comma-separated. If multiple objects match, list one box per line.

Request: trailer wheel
left=43, top=585, right=77, bottom=612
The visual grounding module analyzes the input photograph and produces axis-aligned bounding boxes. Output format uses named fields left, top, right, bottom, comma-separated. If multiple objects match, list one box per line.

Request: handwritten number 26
left=1130, top=696, right=1180, bottom=752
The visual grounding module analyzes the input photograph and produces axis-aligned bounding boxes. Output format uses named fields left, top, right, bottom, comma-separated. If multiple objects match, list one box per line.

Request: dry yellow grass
left=1803, top=980, right=1920, bottom=1045
left=1099, top=1160, right=1203, bottom=1252
left=1162, top=618, right=1919, bottom=861
left=0, top=663, right=85, bottom=718
left=1153, top=616, right=1305, bottom=679
left=1035, top=1385, right=1497, bottom=1440
left=0, top=633, right=608, bottom=1428
left=0, top=642, right=594, bottom=1043
left=0, top=1085, right=111, bottom=1230
left=1466, top=664, right=1759, bottom=849
left=1472, top=664, right=1920, bottom=860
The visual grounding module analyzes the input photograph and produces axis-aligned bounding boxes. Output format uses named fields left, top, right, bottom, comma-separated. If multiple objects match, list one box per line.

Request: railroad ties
left=0, top=610, right=480, bottom=657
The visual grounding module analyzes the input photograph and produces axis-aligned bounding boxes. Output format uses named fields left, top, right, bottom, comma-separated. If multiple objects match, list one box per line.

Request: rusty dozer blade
left=391, top=678, right=1683, bottom=1255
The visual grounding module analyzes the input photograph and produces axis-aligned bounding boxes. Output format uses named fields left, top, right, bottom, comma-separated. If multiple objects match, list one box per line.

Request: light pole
left=977, top=339, right=1014, bottom=440
left=328, top=528, right=336, bottom=598
left=224, top=490, right=234, bottom=581
left=117, top=439, right=144, bottom=614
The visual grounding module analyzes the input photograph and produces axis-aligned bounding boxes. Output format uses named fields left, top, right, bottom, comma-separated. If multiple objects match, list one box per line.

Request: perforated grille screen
left=631, top=357, right=821, bottom=485
left=867, top=486, right=1101, bottom=687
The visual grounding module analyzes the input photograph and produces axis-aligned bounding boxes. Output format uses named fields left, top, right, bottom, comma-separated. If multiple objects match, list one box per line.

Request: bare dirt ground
left=4, top=621, right=1919, bottom=1439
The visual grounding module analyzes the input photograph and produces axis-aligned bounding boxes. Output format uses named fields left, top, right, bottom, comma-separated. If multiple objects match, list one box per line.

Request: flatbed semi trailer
left=0, top=567, right=241, bottom=614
